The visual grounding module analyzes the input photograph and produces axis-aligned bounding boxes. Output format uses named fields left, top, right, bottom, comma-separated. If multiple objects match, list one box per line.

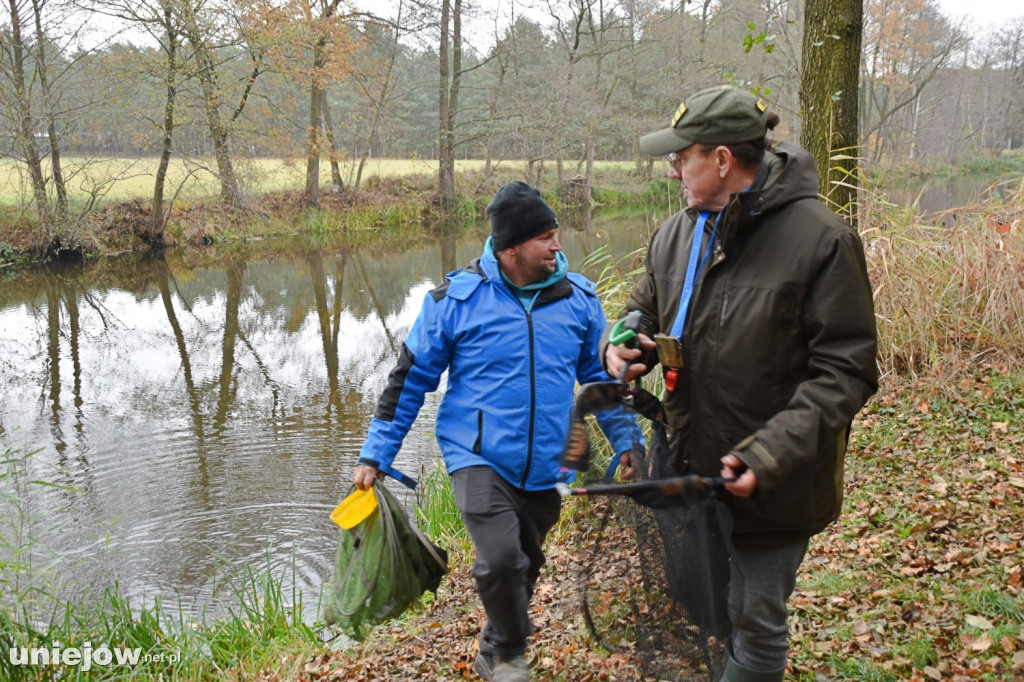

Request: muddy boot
left=718, top=655, right=785, bottom=682
left=491, top=653, right=530, bottom=682
left=473, top=652, right=493, bottom=680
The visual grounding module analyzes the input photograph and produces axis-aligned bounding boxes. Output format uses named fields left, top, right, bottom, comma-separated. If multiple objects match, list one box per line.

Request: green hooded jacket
left=602, top=140, right=878, bottom=547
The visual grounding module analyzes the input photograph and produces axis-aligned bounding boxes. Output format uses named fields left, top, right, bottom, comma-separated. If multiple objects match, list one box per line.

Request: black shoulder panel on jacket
left=429, top=258, right=487, bottom=302
left=463, top=258, right=486, bottom=277
left=374, top=343, right=415, bottom=421
left=533, top=277, right=574, bottom=308
left=429, top=282, right=449, bottom=302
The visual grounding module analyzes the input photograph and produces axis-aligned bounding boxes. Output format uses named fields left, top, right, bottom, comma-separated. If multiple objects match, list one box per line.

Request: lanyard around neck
left=668, top=210, right=721, bottom=339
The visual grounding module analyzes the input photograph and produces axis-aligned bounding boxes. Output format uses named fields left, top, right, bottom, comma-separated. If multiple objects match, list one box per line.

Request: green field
left=0, top=157, right=481, bottom=205
left=0, top=157, right=639, bottom=206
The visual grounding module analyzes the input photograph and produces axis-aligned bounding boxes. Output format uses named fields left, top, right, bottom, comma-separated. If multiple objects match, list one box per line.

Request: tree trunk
left=800, top=0, right=863, bottom=222
left=30, top=0, right=66, bottom=219
left=182, top=3, right=240, bottom=205
left=7, top=0, right=50, bottom=224
left=320, top=91, right=343, bottom=192
left=305, top=39, right=326, bottom=209
left=196, top=58, right=239, bottom=204
left=437, top=0, right=461, bottom=211
left=151, top=6, right=178, bottom=243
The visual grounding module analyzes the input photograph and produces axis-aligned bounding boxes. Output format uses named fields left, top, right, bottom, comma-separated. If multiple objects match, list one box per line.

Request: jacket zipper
left=519, top=309, right=536, bottom=489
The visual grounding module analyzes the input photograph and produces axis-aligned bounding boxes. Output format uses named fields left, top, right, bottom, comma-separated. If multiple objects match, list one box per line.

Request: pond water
left=0, top=204, right=662, bottom=621
left=885, top=172, right=1020, bottom=218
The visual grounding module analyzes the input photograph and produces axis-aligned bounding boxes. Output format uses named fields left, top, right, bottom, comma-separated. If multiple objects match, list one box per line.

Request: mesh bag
left=567, top=385, right=737, bottom=681
left=323, top=482, right=448, bottom=640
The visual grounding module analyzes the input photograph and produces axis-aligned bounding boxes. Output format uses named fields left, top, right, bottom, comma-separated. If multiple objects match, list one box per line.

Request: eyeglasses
left=667, top=152, right=680, bottom=164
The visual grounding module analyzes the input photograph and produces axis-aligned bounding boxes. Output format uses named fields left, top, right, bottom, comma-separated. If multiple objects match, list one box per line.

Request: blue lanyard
left=668, top=210, right=720, bottom=338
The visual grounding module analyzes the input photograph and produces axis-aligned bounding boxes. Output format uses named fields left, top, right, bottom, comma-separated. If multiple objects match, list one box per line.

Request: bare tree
left=437, top=0, right=462, bottom=209
left=860, top=0, right=968, bottom=163
left=177, top=0, right=266, bottom=205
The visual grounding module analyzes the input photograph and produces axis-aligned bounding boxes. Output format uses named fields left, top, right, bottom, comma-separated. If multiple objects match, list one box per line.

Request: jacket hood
left=741, top=140, right=820, bottom=217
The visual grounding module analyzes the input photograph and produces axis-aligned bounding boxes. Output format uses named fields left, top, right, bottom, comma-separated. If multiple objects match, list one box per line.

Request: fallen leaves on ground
left=269, top=367, right=1024, bottom=681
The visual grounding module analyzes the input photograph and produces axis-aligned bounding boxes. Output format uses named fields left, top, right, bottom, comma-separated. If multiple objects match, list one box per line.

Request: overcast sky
left=936, top=0, right=1023, bottom=29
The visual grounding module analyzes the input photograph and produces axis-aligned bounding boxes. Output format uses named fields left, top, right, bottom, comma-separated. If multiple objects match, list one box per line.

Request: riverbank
left=2, top=162, right=1022, bottom=681
left=0, top=162, right=655, bottom=267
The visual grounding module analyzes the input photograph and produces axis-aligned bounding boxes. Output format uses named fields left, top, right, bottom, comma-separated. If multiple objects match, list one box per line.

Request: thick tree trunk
left=800, top=0, right=863, bottom=222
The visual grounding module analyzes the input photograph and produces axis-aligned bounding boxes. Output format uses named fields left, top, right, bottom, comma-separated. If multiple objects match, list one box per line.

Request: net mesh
left=575, top=400, right=736, bottom=681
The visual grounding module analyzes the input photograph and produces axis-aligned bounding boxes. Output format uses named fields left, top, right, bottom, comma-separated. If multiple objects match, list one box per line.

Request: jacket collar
left=478, top=238, right=574, bottom=307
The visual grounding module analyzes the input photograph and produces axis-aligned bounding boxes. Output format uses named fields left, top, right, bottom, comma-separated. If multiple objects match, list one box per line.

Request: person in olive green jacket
left=603, top=85, right=878, bottom=682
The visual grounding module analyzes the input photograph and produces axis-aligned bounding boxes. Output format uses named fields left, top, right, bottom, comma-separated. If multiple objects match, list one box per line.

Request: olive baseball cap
left=639, top=85, right=770, bottom=156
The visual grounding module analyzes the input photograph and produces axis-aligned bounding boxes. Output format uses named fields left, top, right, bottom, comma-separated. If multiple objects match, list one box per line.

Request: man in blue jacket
left=354, top=181, right=642, bottom=682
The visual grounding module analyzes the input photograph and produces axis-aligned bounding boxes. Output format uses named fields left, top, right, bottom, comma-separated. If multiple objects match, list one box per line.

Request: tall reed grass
left=415, top=460, right=471, bottom=561
left=863, top=177, right=1024, bottom=379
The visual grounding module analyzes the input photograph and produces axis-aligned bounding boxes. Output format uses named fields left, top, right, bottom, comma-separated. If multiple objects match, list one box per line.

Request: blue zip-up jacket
left=358, top=242, right=643, bottom=491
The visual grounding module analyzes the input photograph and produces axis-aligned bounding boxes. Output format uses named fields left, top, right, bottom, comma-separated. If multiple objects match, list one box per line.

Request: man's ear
left=715, top=145, right=733, bottom=178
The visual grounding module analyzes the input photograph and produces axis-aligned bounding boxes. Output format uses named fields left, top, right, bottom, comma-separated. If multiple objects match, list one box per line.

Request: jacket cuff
left=732, top=435, right=781, bottom=493
left=356, top=457, right=381, bottom=469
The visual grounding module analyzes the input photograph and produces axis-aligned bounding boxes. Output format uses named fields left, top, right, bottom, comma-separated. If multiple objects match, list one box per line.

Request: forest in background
left=2, top=0, right=1024, bottom=244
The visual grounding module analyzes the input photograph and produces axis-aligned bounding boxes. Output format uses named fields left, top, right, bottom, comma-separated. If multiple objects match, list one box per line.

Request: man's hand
left=353, top=464, right=382, bottom=491
left=604, top=333, right=656, bottom=382
left=618, top=446, right=642, bottom=481
left=721, top=452, right=757, bottom=498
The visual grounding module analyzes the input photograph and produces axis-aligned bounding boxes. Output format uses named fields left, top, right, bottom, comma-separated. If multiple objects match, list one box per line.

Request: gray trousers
left=727, top=538, right=809, bottom=672
left=451, top=466, right=561, bottom=658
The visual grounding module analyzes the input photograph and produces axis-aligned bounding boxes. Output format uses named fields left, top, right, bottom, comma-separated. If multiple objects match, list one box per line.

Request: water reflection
left=0, top=208, right=653, bottom=619
left=884, top=173, right=1019, bottom=222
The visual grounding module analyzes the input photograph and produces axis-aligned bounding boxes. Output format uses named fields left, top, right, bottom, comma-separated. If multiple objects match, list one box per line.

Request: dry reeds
left=863, top=176, right=1024, bottom=380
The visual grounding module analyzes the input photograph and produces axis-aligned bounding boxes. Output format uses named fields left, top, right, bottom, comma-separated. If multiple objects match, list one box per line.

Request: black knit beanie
left=487, top=181, right=558, bottom=251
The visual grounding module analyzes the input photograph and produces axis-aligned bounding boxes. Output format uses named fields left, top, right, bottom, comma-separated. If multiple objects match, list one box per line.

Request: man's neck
left=496, top=256, right=534, bottom=288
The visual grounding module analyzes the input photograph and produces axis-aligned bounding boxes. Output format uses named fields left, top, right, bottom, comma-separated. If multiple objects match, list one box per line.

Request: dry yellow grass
left=0, top=157, right=501, bottom=205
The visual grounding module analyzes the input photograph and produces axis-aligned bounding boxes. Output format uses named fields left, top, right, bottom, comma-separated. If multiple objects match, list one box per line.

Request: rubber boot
left=718, top=655, right=785, bottom=682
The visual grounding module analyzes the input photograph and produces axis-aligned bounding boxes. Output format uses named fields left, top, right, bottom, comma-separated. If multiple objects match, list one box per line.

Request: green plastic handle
left=609, top=311, right=641, bottom=347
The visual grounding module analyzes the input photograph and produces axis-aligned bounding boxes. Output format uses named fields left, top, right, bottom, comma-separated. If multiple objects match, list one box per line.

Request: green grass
left=415, top=460, right=471, bottom=562
left=0, top=157, right=470, bottom=205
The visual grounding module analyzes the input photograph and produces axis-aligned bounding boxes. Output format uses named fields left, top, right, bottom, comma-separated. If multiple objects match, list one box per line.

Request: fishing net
left=563, top=382, right=736, bottom=681
left=323, top=482, right=448, bottom=640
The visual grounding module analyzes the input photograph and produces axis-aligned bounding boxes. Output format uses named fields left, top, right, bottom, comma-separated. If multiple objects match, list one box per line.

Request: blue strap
left=378, top=463, right=418, bottom=490
left=668, top=211, right=721, bottom=338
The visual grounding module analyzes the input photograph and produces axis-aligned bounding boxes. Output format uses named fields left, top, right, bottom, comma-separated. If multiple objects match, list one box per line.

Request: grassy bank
left=0, top=157, right=651, bottom=266
left=0, top=446, right=324, bottom=681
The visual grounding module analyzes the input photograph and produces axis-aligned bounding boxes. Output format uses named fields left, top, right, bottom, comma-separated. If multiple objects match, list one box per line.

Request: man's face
left=670, top=144, right=726, bottom=210
left=509, top=227, right=561, bottom=283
